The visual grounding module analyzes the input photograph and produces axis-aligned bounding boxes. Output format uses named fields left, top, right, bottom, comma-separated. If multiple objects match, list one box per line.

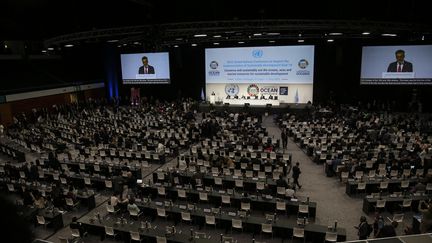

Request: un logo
left=252, top=50, right=263, bottom=58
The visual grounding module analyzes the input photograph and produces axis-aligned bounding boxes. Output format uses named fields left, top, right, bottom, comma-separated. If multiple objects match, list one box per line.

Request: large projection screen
left=205, top=45, right=314, bottom=105
left=361, top=45, right=432, bottom=85
left=121, top=52, right=170, bottom=84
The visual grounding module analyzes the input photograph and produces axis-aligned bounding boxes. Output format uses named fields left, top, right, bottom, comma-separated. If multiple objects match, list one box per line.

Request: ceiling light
left=298, top=39, right=305, bottom=43
left=329, top=32, right=343, bottom=36
left=238, top=41, right=245, bottom=44
left=41, top=50, right=47, bottom=53
left=107, top=39, right=119, bottom=43
left=362, top=32, right=370, bottom=35
left=64, top=44, right=74, bottom=47
left=267, top=32, right=280, bottom=36
left=133, top=42, right=140, bottom=45
left=47, top=47, right=54, bottom=51
left=213, top=35, right=222, bottom=38
left=253, top=33, right=262, bottom=36
left=176, top=38, right=183, bottom=41
left=269, top=40, right=275, bottom=43
left=327, top=39, right=334, bottom=42
left=213, top=43, right=220, bottom=45
left=174, top=45, right=179, bottom=48
left=194, top=34, right=207, bottom=37
left=191, top=43, right=197, bottom=47
left=382, top=33, right=397, bottom=37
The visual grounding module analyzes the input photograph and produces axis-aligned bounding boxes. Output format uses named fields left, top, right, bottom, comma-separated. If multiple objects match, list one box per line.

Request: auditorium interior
left=2, top=1, right=432, bottom=243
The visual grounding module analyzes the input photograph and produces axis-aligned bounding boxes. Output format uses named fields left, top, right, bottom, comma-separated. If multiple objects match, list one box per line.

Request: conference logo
left=210, top=61, right=218, bottom=69
left=247, top=84, right=259, bottom=96
left=208, top=60, right=220, bottom=76
left=296, top=59, right=310, bottom=76
left=260, top=86, right=278, bottom=95
left=279, top=87, right=288, bottom=95
left=252, top=50, right=263, bottom=58
left=298, top=59, right=309, bottom=69
left=225, top=84, right=240, bottom=96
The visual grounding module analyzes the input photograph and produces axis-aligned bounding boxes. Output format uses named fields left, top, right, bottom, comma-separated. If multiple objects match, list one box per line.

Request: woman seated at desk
left=33, top=192, right=46, bottom=209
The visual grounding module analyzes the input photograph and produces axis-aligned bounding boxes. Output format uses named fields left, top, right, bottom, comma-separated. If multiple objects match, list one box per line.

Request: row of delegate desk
left=362, top=193, right=432, bottom=214
left=80, top=200, right=346, bottom=243
left=345, top=178, right=419, bottom=196
left=0, top=142, right=26, bottom=162
left=154, top=171, right=279, bottom=194
left=139, top=184, right=317, bottom=219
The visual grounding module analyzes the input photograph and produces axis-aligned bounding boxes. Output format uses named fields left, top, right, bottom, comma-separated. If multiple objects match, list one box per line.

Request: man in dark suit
left=387, top=50, right=413, bottom=72
left=138, top=56, right=155, bottom=74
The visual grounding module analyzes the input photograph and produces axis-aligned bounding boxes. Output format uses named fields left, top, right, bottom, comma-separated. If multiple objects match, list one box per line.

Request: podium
left=209, top=94, right=216, bottom=104
left=381, top=72, right=415, bottom=79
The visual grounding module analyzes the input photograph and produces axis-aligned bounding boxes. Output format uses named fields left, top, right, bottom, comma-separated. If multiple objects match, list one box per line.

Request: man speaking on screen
left=138, top=56, right=155, bottom=74
left=387, top=50, right=413, bottom=72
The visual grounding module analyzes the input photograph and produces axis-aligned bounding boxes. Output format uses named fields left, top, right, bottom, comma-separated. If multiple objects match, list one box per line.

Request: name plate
left=203, top=208, right=211, bottom=213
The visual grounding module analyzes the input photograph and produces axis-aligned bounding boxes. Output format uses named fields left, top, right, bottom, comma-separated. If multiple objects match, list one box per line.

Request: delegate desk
left=345, top=178, right=418, bottom=197
left=137, top=201, right=346, bottom=242
left=79, top=213, right=213, bottom=243
left=154, top=172, right=278, bottom=193
left=362, top=193, right=432, bottom=214
left=140, top=185, right=316, bottom=219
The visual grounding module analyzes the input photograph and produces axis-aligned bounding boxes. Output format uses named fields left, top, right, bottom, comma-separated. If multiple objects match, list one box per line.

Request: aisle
left=262, top=114, right=364, bottom=241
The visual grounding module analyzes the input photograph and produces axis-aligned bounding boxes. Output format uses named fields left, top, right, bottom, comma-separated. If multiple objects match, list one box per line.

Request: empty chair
left=399, top=199, right=412, bottom=211
left=340, top=172, right=349, bottom=183
left=84, top=177, right=91, bottom=186
left=181, top=211, right=192, bottom=224
left=402, top=169, right=411, bottom=178
left=221, top=195, right=231, bottom=207
left=298, top=204, right=309, bottom=218
left=379, top=181, right=389, bottom=192
left=214, top=177, right=223, bottom=187
left=105, top=180, right=113, bottom=189
left=177, top=189, right=187, bottom=201
left=258, top=171, right=266, bottom=179
left=400, top=180, right=409, bottom=190
left=104, top=226, right=117, bottom=240
left=256, top=182, right=265, bottom=191
left=277, top=187, right=286, bottom=197
left=241, top=202, right=251, bottom=211
left=36, top=215, right=50, bottom=228
left=130, top=231, right=143, bottom=243
left=245, top=170, right=254, bottom=178
left=205, top=215, right=216, bottom=228
left=426, top=183, right=432, bottom=193
left=356, top=182, right=367, bottom=195
left=199, top=192, right=209, bottom=203
left=231, top=219, right=243, bottom=233
left=292, top=227, right=305, bottom=242
left=157, top=187, right=166, bottom=197
left=390, top=170, right=398, bottom=178
left=368, top=170, right=376, bottom=178
left=324, top=231, right=338, bottom=242
left=261, top=223, right=273, bottom=239
left=157, top=207, right=168, bottom=220
left=235, top=180, right=244, bottom=189
left=156, top=236, right=167, bottom=243
left=276, top=201, right=286, bottom=214
left=374, top=199, right=386, bottom=212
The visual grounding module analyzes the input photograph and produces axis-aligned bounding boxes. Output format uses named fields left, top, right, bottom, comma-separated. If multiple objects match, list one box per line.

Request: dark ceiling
left=2, top=0, right=431, bottom=40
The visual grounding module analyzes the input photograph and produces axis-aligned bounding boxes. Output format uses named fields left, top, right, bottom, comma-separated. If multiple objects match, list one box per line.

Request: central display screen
left=205, top=46, right=314, bottom=105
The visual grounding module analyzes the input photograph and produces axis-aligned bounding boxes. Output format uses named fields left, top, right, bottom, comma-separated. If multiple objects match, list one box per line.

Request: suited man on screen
left=138, top=56, right=155, bottom=74
left=387, top=50, right=413, bottom=72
